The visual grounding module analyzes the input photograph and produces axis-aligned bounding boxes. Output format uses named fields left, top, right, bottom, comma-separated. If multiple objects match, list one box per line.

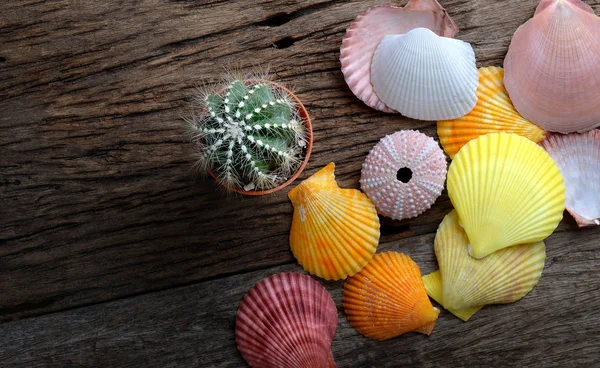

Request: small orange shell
left=289, top=163, right=380, bottom=280
left=343, top=252, right=439, bottom=341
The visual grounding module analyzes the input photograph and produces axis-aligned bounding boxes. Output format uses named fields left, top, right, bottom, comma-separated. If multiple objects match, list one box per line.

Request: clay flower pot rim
left=206, top=79, right=313, bottom=196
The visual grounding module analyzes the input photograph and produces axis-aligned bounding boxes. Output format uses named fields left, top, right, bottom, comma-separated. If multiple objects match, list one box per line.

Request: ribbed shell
left=360, top=130, right=447, bottom=220
left=447, top=133, right=565, bottom=259
left=504, top=0, right=600, bottom=133
left=422, top=270, right=482, bottom=322
left=435, top=211, right=546, bottom=310
left=437, top=66, right=546, bottom=158
left=289, top=163, right=380, bottom=280
left=236, top=273, right=338, bottom=368
left=541, top=131, right=600, bottom=227
left=370, top=27, right=478, bottom=121
left=343, top=252, right=440, bottom=341
left=340, top=0, right=458, bottom=112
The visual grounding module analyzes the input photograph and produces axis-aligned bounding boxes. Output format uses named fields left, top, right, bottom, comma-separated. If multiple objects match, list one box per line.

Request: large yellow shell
left=422, top=270, right=482, bottom=322
left=447, top=133, right=565, bottom=258
left=437, top=67, right=546, bottom=159
left=289, top=163, right=380, bottom=280
left=435, top=210, right=546, bottom=310
left=343, top=252, right=440, bottom=341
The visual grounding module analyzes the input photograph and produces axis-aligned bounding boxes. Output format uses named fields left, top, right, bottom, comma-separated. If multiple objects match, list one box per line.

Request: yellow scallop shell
left=422, top=270, right=482, bottom=322
left=343, top=252, right=439, bottom=340
left=447, top=133, right=565, bottom=258
left=288, top=163, right=380, bottom=280
left=436, top=210, right=546, bottom=310
left=437, top=67, right=546, bottom=159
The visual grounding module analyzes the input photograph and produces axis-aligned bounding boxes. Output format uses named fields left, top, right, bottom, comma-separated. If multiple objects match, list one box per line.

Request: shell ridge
left=504, top=0, right=600, bottom=132
left=287, top=274, right=319, bottom=365
left=436, top=211, right=547, bottom=309
left=541, top=131, right=600, bottom=225
left=290, top=165, right=379, bottom=280
left=343, top=252, right=438, bottom=340
left=303, top=192, right=352, bottom=279
left=448, top=133, right=564, bottom=258
left=340, top=3, right=458, bottom=112
left=236, top=273, right=338, bottom=368
left=438, top=67, right=545, bottom=158
left=423, top=270, right=482, bottom=321
left=370, top=28, right=477, bottom=120
left=261, top=275, right=308, bottom=367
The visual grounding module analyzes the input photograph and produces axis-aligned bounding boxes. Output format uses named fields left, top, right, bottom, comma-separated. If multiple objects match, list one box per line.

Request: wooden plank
left=1, top=227, right=599, bottom=367
left=1, top=0, right=599, bottom=322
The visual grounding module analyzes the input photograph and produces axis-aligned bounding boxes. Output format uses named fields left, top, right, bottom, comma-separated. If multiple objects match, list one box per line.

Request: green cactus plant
left=190, top=79, right=309, bottom=193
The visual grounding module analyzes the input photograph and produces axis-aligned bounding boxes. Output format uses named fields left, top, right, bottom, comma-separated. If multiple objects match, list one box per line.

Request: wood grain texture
left=1, top=228, right=599, bottom=367
left=1, top=2, right=600, bottom=366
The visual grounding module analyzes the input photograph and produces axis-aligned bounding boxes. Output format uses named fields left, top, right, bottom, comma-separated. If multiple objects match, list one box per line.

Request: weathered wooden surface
left=1, top=228, right=599, bottom=367
left=1, top=0, right=600, bottom=366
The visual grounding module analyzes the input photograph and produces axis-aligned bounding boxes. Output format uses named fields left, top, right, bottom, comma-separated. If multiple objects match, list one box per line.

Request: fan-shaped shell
left=370, top=27, right=478, bottom=121
left=435, top=210, right=546, bottom=310
left=289, top=163, right=380, bottom=280
left=504, top=0, right=600, bottom=133
left=437, top=66, right=546, bottom=158
left=340, top=0, right=458, bottom=112
left=343, top=252, right=440, bottom=341
left=422, top=270, right=482, bottom=322
left=541, top=131, right=600, bottom=227
left=447, top=133, right=565, bottom=259
left=360, top=130, right=447, bottom=221
left=236, top=273, right=338, bottom=368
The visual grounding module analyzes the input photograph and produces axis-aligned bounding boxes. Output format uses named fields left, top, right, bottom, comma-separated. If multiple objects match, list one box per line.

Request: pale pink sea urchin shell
left=235, top=272, right=338, bottom=368
left=360, top=130, right=447, bottom=221
left=340, top=0, right=458, bottom=112
left=540, top=130, right=600, bottom=227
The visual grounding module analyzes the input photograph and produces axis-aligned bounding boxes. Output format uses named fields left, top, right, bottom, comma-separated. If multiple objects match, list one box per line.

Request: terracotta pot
left=204, top=80, right=313, bottom=196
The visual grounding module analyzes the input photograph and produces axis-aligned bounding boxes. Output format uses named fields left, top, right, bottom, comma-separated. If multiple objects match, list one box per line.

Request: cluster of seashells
left=232, top=0, right=600, bottom=366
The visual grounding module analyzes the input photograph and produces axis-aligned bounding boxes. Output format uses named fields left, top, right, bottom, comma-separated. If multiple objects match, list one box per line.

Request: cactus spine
left=190, top=80, right=308, bottom=192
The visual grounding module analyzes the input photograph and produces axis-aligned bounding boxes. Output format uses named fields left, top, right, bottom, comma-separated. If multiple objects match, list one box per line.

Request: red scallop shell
left=235, top=272, right=338, bottom=368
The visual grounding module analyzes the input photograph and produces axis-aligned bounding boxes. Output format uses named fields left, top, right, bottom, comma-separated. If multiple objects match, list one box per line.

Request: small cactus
left=190, top=79, right=308, bottom=192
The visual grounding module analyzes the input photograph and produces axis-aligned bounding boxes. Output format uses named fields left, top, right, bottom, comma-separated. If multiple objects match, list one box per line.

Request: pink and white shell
left=504, top=0, right=600, bottom=133
left=340, top=0, right=458, bottom=113
left=235, top=272, right=338, bottom=368
left=541, top=130, right=600, bottom=227
left=360, top=130, right=447, bottom=221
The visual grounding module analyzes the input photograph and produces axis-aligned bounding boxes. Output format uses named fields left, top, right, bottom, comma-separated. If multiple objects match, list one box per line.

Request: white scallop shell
left=339, top=0, right=458, bottom=112
left=360, top=130, right=447, bottom=221
left=370, top=27, right=478, bottom=121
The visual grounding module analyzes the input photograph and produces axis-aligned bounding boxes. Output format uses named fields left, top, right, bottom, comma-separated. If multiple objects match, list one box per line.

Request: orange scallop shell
left=343, top=252, right=440, bottom=341
left=437, top=67, right=546, bottom=158
left=289, top=163, right=380, bottom=280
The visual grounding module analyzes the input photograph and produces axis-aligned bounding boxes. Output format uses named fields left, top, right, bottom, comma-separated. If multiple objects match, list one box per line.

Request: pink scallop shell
left=504, top=0, right=600, bottom=133
left=236, top=273, right=338, bottom=368
left=340, top=0, right=458, bottom=113
left=360, top=130, right=447, bottom=220
left=540, top=130, right=600, bottom=227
